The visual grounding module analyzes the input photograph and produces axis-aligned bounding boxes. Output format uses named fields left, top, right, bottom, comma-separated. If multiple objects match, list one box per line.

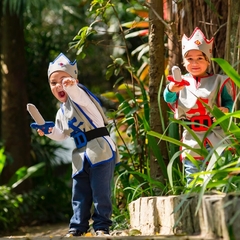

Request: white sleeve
left=46, top=126, right=68, bottom=141
left=63, top=83, right=107, bottom=128
left=63, top=84, right=89, bottom=107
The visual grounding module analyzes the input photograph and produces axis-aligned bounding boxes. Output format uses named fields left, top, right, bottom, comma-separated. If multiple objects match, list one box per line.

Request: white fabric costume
left=46, top=53, right=119, bottom=176
left=166, top=73, right=235, bottom=160
left=164, top=28, right=235, bottom=160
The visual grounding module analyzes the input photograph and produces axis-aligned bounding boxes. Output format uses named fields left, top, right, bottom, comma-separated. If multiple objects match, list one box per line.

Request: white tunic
left=47, top=83, right=119, bottom=176
left=165, top=74, right=235, bottom=160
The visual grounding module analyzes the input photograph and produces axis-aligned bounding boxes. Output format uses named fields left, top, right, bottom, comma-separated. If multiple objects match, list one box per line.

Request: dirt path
left=1, top=223, right=69, bottom=238
left=0, top=225, right=216, bottom=240
left=1, top=223, right=130, bottom=238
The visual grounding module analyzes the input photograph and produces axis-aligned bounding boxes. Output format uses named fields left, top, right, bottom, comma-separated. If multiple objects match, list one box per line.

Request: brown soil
left=1, top=223, right=130, bottom=238
left=1, top=223, right=69, bottom=238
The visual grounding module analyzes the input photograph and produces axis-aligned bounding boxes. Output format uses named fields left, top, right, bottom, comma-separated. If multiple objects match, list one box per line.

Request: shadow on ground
left=0, top=223, right=69, bottom=238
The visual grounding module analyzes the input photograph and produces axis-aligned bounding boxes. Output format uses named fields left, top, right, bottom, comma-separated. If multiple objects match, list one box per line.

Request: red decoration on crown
left=194, top=40, right=201, bottom=46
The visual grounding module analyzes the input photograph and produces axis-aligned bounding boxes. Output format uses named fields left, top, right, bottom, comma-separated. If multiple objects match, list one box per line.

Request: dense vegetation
left=0, top=0, right=240, bottom=235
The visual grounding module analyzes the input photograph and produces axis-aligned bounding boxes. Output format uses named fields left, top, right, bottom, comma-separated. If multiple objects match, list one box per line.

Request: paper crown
left=48, top=53, right=78, bottom=79
left=182, top=27, right=214, bottom=60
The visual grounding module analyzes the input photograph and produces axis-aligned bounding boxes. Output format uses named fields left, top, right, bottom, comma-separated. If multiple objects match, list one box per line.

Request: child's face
left=183, top=50, right=210, bottom=77
left=49, top=71, right=71, bottom=102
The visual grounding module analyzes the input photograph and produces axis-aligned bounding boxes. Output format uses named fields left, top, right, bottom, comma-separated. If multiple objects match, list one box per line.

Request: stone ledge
left=0, top=237, right=218, bottom=240
left=129, top=193, right=240, bottom=240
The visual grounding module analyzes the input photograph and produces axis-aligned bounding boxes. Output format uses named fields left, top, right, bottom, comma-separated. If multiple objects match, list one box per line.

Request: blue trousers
left=69, top=156, right=115, bottom=233
left=183, top=143, right=211, bottom=185
left=183, top=159, right=204, bottom=185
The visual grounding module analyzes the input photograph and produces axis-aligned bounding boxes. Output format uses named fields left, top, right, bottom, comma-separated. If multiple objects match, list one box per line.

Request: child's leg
left=183, top=158, right=208, bottom=185
left=69, top=160, right=92, bottom=233
left=183, top=159, right=199, bottom=185
left=90, top=157, right=115, bottom=232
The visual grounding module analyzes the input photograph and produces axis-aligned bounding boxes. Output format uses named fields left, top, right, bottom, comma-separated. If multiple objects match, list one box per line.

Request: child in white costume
left=163, top=28, right=235, bottom=184
left=36, top=53, right=119, bottom=236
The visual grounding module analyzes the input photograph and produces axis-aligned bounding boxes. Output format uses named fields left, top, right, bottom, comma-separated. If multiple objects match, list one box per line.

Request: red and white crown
left=182, top=27, right=214, bottom=60
left=48, top=53, right=78, bottom=79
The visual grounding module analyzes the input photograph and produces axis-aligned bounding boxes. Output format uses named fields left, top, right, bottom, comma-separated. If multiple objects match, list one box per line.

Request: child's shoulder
left=213, top=74, right=233, bottom=84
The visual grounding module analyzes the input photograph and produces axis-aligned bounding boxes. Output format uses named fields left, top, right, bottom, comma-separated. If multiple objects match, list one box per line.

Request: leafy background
left=0, top=0, right=240, bottom=236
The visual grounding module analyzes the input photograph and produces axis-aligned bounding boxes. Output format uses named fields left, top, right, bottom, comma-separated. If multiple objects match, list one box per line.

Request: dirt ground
left=1, top=223, right=69, bottom=238
left=1, top=223, right=130, bottom=238
left=0, top=224, right=215, bottom=240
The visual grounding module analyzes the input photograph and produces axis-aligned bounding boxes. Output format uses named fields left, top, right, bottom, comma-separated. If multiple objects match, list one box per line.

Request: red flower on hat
left=59, top=62, right=64, bottom=67
left=194, top=40, right=201, bottom=45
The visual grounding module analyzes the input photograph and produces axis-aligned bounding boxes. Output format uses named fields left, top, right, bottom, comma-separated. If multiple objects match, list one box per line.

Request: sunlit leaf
left=125, top=30, right=148, bottom=39
left=0, top=148, right=6, bottom=175
left=127, top=8, right=149, bottom=18
left=139, top=64, right=149, bottom=81
left=8, top=162, right=46, bottom=189
left=212, top=58, right=240, bottom=88
left=122, top=21, right=149, bottom=29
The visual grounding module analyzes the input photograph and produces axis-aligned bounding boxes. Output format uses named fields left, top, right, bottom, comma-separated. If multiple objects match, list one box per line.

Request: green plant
left=110, top=84, right=160, bottom=191
left=0, top=147, right=23, bottom=233
left=145, top=58, right=240, bottom=234
left=0, top=148, right=6, bottom=175
left=17, top=134, right=73, bottom=227
left=0, top=135, right=72, bottom=233
left=19, top=175, right=72, bottom=225
left=149, top=103, right=240, bottom=193
left=0, top=186, right=23, bottom=233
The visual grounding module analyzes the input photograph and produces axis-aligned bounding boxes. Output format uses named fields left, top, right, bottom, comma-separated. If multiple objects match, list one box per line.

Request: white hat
left=47, top=53, right=78, bottom=79
left=182, top=27, right=214, bottom=60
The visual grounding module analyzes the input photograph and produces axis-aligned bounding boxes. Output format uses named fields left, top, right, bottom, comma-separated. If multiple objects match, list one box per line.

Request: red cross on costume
left=186, top=98, right=209, bottom=115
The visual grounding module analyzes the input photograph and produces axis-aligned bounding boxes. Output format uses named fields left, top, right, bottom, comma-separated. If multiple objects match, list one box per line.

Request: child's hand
left=168, top=82, right=185, bottom=92
left=37, top=127, right=53, bottom=136
left=218, top=107, right=229, bottom=114
left=212, top=107, right=229, bottom=122
left=62, top=77, right=77, bottom=87
left=37, top=129, right=45, bottom=136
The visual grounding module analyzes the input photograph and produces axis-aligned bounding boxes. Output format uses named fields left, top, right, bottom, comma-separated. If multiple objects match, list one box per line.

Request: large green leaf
left=7, top=162, right=46, bottom=189
left=212, top=58, right=240, bottom=88
left=147, top=130, right=208, bottom=158
left=0, top=148, right=6, bottom=175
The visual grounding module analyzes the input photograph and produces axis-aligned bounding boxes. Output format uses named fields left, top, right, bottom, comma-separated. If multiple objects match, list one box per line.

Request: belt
left=72, top=127, right=109, bottom=148
left=183, top=115, right=213, bottom=131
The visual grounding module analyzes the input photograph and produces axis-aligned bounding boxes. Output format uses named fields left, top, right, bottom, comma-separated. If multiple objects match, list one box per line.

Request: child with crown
left=34, top=53, right=119, bottom=236
left=163, top=28, right=235, bottom=185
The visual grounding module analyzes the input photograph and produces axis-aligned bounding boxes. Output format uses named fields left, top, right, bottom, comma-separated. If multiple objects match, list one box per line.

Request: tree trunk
left=0, top=0, right=2, bottom=138
left=230, top=0, right=240, bottom=115
left=1, top=3, right=31, bottom=191
left=148, top=0, right=168, bottom=191
left=166, top=0, right=182, bottom=71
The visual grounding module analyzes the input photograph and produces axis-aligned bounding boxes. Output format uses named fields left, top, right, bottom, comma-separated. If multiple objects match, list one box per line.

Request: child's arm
left=163, top=82, right=185, bottom=103
left=212, top=85, right=234, bottom=122
left=221, top=85, right=234, bottom=112
left=36, top=120, right=68, bottom=141
left=62, top=77, right=89, bottom=107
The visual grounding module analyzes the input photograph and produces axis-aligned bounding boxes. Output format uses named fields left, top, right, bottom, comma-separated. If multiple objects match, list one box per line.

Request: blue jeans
left=183, top=159, right=203, bottom=185
left=69, top=155, right=115, bottom=233
left=183, top=143, right=211, bottom=185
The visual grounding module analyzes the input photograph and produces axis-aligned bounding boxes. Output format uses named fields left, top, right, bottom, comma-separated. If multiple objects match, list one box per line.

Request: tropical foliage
left=0, top=138, right=72, bottom=233
left=149, top=59, right=240, bottom=200
left=70, top=0, right=240, bottom=224
left=0, top=0, right=240, bottom=235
